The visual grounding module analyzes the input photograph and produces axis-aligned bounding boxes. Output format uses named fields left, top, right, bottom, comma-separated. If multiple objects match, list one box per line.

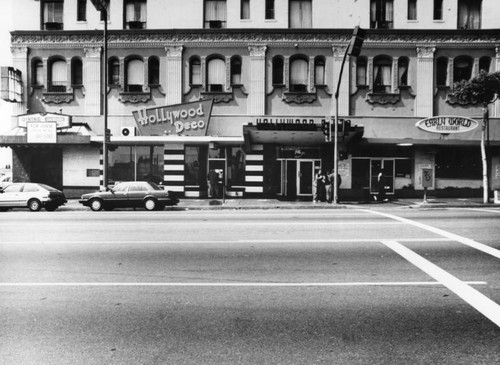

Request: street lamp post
left=90, top=0, right=109, bottom=190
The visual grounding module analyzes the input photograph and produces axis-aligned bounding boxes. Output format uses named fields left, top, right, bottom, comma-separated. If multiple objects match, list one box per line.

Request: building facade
left=1, top=0, right=499, bottom=200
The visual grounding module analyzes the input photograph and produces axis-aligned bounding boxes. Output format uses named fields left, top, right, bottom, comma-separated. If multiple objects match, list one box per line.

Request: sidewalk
left=61, top=197, right=500, bottom=211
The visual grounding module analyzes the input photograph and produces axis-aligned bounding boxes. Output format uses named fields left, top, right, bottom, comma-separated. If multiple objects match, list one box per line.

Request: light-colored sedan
left=0, top=182, right=67, bottom=211
left=79, top=181, right=179, bottom=211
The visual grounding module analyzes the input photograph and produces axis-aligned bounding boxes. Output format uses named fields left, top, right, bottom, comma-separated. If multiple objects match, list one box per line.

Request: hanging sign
left=19, top=113, right=72, bottom=129
left=132, top=100, right=213, bottom=136
left=416, top=116, right=479, bottom=134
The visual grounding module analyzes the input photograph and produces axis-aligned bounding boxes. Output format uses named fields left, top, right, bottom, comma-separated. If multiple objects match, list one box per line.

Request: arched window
left=190, top=57, right=201, bottom=85
left=290, top=56, right=308, bottom=92
left=356, top=57, right=367, bottom=86
left=48, top=58, right=67, bottom=92
left=32, top=59, right=44, bottom=87
left=126, top=58, right=144, bottom=92
left=272, top=56, right=284, bottom=85
left=231, top=56, right=242, bottom=85
left=71, top=58, right=83, bottom=86
left=373, top=55, right=392, bottom=93
left=398, top=57, right=409, bottom=86
left=148, top=57, right=160, bottom=85
left=207, top=57, right=226, bottom=92
left=453, top=56, right=473, bottom=83
left=479, top=56, right=491, bottom=73
left=314, top=56, right=325, bottom=85
left=108, top=57, right=120, bottom=85
left=436, top=56, right=448, bottom=86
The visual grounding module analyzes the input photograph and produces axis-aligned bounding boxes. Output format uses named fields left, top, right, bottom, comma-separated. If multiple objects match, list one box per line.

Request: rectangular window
left=407, top=0, right=417, bottom=20
left=204, top=0, right=227, bottom=28
left=42, top=0, right=64, bottom=30
left=266, top=0, right=275, bottom=19
left=77, top=0, right=87, bottom=21
left=435, top=147, right=481, bottom=179
left=457, top=0, right=481, bottom=29
left=241, top=0, right=250, bottom=19
left=100, top=1, right=110, bottom=21
left=370, top=0, right=394, bottom=29
left=108, top=146, right=164, bottom=185
left=289, top=0, right=312, bottom=28
left=433, top=0, right=443, bottom=20
left=185, top=146, right=208, bottom=187
left=125, top=0, right=147, bottom=29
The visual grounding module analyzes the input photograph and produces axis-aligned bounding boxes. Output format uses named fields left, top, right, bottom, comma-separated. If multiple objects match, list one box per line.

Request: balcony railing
left=204, top=20, right=227, bottom=29
left=47, top=81, right=67, bottom=93
left=44, top=22, right=63, bottom=30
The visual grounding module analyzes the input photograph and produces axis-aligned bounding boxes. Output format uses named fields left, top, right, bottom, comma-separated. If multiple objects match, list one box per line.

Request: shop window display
left=108, top=146, right=163, bottom=185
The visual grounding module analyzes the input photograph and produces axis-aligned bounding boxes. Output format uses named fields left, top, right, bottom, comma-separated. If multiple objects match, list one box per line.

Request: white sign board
left=416, top=116, right=479, bottom=134
left=27, top=122, right=57, bottom=144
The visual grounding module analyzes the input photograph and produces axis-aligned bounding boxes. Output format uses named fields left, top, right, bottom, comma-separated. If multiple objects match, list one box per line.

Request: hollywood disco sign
left=132, top=100, right=213, bottom=136
left=416, top=116, right=479, bottom=134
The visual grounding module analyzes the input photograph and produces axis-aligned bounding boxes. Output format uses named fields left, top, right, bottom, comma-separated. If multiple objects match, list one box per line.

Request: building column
left=165, top=45, right=183, bottom=106
left=332, top=46, right=349, bottom=117
left=493, top=47, right=500, bottom=118
left=248, top=45, right=267, bottom=115
left=415, top=47, right=436, bottom=118
left=245, top=144, right=264, bottom=197
left=84, top=47, right=102, bottom=116
left=11, top=47, right=28, bottom=118
left=164, top=143, right=185, bottom=195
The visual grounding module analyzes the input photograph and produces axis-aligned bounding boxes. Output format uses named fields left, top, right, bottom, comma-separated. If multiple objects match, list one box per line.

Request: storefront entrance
left=370, top=158, right=395, bottom=195
left=282, top=159, right=321, bottom=199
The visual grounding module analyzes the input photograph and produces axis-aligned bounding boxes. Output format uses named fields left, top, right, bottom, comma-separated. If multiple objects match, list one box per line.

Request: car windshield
left=148, top=181, right=163, bottom=190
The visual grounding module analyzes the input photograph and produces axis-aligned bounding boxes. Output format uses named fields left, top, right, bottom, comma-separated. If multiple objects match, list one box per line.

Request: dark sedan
left=79, top=181, right=179, bottom=211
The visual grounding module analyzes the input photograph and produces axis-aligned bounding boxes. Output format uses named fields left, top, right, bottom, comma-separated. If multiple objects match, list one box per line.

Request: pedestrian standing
left=315, top=170, right=327, bottom=202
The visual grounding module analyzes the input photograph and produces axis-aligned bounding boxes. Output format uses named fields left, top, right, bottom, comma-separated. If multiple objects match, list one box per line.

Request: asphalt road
left=1, top=207, right=500, bottom=365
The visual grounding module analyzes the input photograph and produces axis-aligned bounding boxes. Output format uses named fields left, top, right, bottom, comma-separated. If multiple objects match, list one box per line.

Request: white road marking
left=465, top=208, right=500, bottom=214
left=362, top=209, right=500, bottom=260
left=0, top=281, right=487, bottom=287
left=381, top=239, right=500, bottom=328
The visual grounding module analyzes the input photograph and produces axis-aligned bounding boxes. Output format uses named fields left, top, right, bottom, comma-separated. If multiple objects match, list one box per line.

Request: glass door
left=297, top=160, right=314, bottom=196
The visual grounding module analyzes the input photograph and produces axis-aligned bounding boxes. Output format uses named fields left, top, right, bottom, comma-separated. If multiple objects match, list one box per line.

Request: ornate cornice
left=416, top=46, right=436, bottom=58
left=282, top=92, right=317, bottom=104
left=248, top=45, right=267, bottom=57
left=165, top=45, right=183, bottom=57
left=42, top=92, right=74, bottom=104
left=11, top=29, right=500, bottom=49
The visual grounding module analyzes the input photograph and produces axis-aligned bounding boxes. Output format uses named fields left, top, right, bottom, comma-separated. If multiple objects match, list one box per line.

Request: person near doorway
left=313, top=170, right=326, bottom=202
left=208, top=169, right=219, bottom=198
left=375, top=169, right=387, bottom=202
left=326, top=170, right=342, bottom=203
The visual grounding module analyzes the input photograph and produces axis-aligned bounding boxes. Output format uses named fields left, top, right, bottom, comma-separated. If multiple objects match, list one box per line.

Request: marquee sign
left=18, top=113, right=72, bottom=129
left=132, top=100, right=213, bottom=136
left=416, top=116, right=479, bottom=134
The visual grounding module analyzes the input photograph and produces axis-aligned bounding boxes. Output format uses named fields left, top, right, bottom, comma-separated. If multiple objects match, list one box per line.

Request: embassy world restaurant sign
left=416, top=116, right=479, bottom=134
left=132, top=100, right=213, bottom=136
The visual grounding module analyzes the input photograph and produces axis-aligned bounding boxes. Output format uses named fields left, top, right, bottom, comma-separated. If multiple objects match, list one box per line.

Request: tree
left=448, top=71, right=500, bottom=203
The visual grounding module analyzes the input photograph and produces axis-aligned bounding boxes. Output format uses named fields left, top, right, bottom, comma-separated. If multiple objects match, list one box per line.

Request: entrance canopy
left=0, top=123, right=93, bottom=146
left=244, top=125, right=325, bottom=146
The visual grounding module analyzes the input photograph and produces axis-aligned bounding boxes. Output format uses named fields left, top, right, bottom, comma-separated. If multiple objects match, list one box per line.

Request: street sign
left=422, top=168, right=433, bottom=188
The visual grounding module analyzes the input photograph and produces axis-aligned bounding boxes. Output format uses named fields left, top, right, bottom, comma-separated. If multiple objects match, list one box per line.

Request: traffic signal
left=321, top=119, right=330, bottom=136
left=347, top=26, right=366, bottom=58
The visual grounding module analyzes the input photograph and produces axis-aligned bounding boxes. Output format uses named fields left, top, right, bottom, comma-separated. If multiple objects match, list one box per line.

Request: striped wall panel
left=99, top=148, right=103, bottom=189
left=245, top=144, right=264, bottom=196
left=164, top=144, right=185, bottom=194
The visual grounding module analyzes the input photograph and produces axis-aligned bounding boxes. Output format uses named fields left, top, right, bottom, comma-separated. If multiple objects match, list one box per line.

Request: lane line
left=362, top=209, right=500, bottom=260
left=381, top=239, right=500, bottom=328
left=465, top=208, right=500, bottom=214
left=0, top=281, right=487, bottom=287
left=0, top=238, right=453, bottom=245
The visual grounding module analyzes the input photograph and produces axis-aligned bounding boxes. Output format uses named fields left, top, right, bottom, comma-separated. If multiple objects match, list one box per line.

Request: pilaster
left=84, top=47, right=102, bottom=116
left=415, top=46, right=436, bottom=118
left=248, top=45, right=267, bottom=115
left=165, top=45, right=183, bottom=106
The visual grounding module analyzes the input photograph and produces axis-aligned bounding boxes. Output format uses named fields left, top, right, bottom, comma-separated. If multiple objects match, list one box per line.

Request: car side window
left=129, top=183, right=146, bottom=192
left=23, top=184, right=39, bottom=192
left=4, top=184, right=24, bottom=193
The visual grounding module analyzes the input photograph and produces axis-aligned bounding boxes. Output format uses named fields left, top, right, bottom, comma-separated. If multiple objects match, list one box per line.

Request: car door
left=109, top=183, right=130, bottom=208
left=126, top=182, right=148, bottom=207
left=0, top=183, right=25, bottom=207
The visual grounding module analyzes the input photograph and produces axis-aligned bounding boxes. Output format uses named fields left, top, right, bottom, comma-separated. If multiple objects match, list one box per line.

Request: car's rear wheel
left=90, top=198, right=103, bottom=211
left=144, top=198, right=157, bottom=211
left=28, top=199, right=42, bottom=212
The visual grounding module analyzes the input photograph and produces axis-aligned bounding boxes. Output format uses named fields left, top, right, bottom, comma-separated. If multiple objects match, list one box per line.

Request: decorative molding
left=165, top=45, right=183, bottom=57
left=248, top=45, right=267, bottom=57
left=200, top=91, right=233, bottom=103
left=41, top=92, right=74, bottom=104
left=84, top=47, right=101, bottom=58
left=11, top=47, right=28, bottom=57
left=366, top=92, right=400, bottom=105
left=416, top=46, right=436, bottom=58
left=118, top=92, right=151, bottom=104
left=282, top=92, right=317, bottom=104
left=332, top=46, right=348, bottom=58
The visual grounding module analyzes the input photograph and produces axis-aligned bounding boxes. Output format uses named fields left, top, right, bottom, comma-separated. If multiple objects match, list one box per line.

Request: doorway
left=282, top=159, right=320, bottom=199
left=370, top=158, right=394, bottom=195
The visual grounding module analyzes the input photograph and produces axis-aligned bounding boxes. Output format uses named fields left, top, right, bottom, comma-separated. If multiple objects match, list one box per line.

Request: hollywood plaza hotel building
left=1, top=0, right=500, bottom=200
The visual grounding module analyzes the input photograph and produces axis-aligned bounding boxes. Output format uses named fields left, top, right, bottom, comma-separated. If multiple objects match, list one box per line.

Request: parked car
left=0, top=182, right=67, bottom=211
left=79, top=181, right=179, bottom=211
left=0, top=173, right=12, bottom=189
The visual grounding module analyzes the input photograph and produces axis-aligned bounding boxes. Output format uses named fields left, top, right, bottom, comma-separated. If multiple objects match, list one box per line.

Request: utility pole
left=332, top=26, right=365, bottom=204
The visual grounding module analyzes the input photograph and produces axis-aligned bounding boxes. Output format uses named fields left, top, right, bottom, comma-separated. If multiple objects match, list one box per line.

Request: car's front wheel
left=144, top=198, right=157, bottom=211
left=89, top=198, right=103, bottom=211
left=28, top=199, right=42, bottom=212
